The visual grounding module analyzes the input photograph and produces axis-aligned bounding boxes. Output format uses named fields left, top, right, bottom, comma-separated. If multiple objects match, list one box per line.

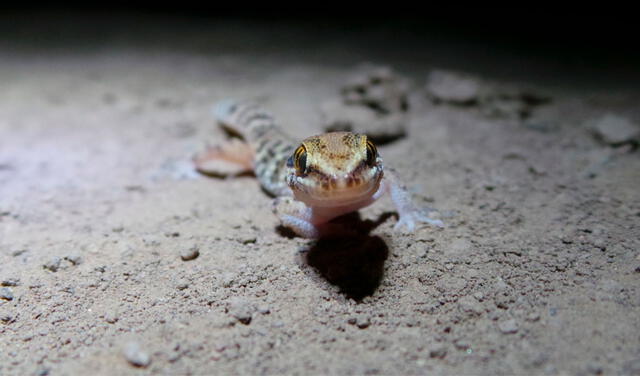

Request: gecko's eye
left=293, top=145, right=307, bottom=174
left=365, top=139, right=378, bottom=167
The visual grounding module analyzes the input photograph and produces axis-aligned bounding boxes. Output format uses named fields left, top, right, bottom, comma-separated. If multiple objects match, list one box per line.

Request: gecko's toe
left=394, top=211, right=444, bottom=233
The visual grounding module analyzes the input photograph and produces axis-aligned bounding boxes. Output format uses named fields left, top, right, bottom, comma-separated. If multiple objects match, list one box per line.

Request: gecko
left=194, top=99, right=444, bottom=238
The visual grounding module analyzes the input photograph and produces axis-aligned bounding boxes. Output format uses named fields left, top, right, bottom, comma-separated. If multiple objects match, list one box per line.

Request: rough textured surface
left=1, top=14, right=639, bottom=376
left=321, top=65, right=409, bottom=143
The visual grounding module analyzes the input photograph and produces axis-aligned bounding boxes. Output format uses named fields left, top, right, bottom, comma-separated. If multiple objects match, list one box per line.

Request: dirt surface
left=1, top=14, right=640, bottom=375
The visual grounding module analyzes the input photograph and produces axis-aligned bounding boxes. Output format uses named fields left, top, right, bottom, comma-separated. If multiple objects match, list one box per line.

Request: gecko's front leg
left=378, top=167, right=445, bottom=232
left=272, top=197, right=321, bottom=238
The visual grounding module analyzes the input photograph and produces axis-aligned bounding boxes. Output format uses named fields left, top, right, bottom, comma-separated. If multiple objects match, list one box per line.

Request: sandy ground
left=1, top=14, right=639, bottom=375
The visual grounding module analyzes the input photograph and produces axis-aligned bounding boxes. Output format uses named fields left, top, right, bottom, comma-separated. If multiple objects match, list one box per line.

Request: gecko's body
left=195, top=100, right=443, bottom=238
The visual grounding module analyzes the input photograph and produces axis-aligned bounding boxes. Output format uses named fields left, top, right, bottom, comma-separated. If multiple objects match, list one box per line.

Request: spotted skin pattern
left=198, top=100, right=444, bottom=238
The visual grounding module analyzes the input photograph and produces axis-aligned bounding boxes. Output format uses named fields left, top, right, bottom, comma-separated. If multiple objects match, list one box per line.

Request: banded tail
left=213, top=100, right=296, bottom=197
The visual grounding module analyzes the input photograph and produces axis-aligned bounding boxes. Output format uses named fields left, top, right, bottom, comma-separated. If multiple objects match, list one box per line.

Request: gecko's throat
left=288, top=166, right=383, bottom=207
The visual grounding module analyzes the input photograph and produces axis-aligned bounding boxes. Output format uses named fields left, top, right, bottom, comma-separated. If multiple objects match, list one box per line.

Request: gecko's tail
left=211, top=99, right=277, bottom=142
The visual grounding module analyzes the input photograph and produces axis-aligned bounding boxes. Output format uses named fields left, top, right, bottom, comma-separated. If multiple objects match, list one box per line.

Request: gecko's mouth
left=289, top=168, right=383, bottom=207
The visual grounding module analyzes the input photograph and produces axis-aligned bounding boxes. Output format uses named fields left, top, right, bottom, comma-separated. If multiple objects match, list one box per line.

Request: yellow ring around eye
left=293, top=145, right=307, bottom=172
left=366, top=139, right=377, bottom=156
left=365, top=139, right=377, bottom=166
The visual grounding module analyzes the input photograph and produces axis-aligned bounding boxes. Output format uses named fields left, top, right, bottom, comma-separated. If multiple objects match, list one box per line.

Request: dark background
left=1, top=7, right=638, bottom=89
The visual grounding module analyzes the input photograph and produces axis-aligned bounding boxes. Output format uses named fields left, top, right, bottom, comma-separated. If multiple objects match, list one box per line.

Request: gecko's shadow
left=297, top=212, right=394, bottom=301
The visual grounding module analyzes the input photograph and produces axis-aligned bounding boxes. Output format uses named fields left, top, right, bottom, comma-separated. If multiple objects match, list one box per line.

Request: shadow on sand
left=297, top=212, right=393, bottom=300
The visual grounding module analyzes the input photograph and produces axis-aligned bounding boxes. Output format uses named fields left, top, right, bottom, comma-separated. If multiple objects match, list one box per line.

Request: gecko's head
left=286, top=132, right=383, bottom=207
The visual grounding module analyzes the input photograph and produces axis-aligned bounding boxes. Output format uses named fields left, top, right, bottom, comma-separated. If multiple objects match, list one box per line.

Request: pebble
left=342, top=65, right=409, bottom=114
left=590, top=114, right=639, bottom=146
left=321, top=65, right=409, bottom=142
left=1, top=278, right=20, bottom=287
left=1, top=313, right=14, bottom=323
left=105, top=311, right=119, bottom=324
left=241, top=237, right=257, bottom=245
left=425, top=70, right=481, bottom=104
left=347, top=314, right=371, bottom=329
left=122, top=341, right=151, bottom=368
left=526, top=312, right=541, bottom=322
left=429, top=345, right=447, bottom=359
left=180, top=245, right=200, bottom=261
left=43, top=257, right=61, bottom=272
left=176, top=280, right=189, bottom=290
left=457, top=295, right=483, bottom=315
left=0, top=287, right=14, bottom=301
left=221, top=272, right=236, bottom=288
left=454, top=339, right=471, bottom=350
left=227, top=297, right=254, bottom=324
left=498, top=319, right=519, bottom=334
left=11, top=249, right=27, bottom=257
left=64, top=254, right=82, bottom=265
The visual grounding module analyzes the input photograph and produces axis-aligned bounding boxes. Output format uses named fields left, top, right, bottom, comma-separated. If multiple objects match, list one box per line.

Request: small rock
left=356, top=316, right=371, bottom=329
left=11, top=249, right=27, bottom=257
left=454, top=339, right=471, bottom=350
left=426, top=70, right=481, bottom=104
left=498, top=319, right=519, bottom=334
left=429, top=345, right=447, bottom=359
left=342, top=65, right=409, bottom=114
left=321, top=64, right=409, bottom=142
left=473, top=292, right=485, bottom=301
left=1, top=278, right=20, bottom=287
left=105, top=311, right=119, bottom=324
left=221, top=272, right=236, bottom=288
left=176, top=280, right=189, bottom=290
left=586, top=363, right=603, bottom=375
left=123, top=341, right=151, bottom=368
left=348, top=314, right=371, bottom=329
left=458, top=295, right=483, bottom=315
left=0, top=287, right=14, bottom=301
left=64, top=254, right=82, bottom=265
left=526, top=312, right=540, bottom=322
left=1, top=313, right=14, bottom=323
left=180, top=245, right=199, bottom=261
left=241, top=237, right=257, bottom=245
left=322, top=99, right=406, bottom=142
left=227, top=297, right=254, bottom=325
left=43, top=257, right=61, bottom=272
left=590, top=114, right=639, bottom=146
